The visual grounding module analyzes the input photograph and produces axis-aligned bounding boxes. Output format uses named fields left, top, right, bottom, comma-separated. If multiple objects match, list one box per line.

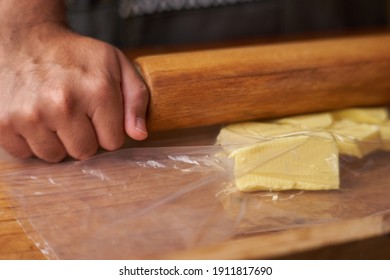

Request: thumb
left=116, top=49, right=149, bottom=141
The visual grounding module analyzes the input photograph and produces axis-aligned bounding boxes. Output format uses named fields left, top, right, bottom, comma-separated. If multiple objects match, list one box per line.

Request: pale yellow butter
left=332, top=107, right=388, bottom=124
left=276, top=112, right=333, bottom=129
left=217, top=107, right=388, bottom=192
left=329, top=120, right=381, bottom=158
left=229, top=133, right=339, bottom=192
left=216, top=122, right=305, bottom=147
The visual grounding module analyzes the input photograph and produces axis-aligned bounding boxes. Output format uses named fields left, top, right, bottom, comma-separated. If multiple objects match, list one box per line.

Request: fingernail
left=135, top=117, right=148, bottom=135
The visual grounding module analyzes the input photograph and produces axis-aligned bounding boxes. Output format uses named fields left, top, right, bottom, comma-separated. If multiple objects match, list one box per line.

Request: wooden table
left=1, top=194, right=389, bottom=260
left=1, top=126, right=390, bottom=260
left=0, top=188, right=45, bottom=259
left=0, top=148, right=45, bottom=259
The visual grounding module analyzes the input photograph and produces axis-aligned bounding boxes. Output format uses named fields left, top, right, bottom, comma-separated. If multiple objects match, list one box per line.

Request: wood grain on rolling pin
left=135, top=34, right=390, bottom=131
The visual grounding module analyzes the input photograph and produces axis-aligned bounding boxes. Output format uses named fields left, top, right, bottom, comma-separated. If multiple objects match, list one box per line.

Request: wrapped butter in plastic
left=229, top=133, right=339, bottom=192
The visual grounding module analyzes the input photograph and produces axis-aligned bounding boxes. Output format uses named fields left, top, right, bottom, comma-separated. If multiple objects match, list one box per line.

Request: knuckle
left=139, top=84, right=149, bottom=95
left=138, top=82, right=148, bottom=93
left=92, top=78, right=112, bottom=94
left=89, top=78, right=111, bottom=98
left=20, top=108, right=41, bottom=124
left=89, top=79, right=114, bottom=107
left=49, top=88, right=74, bottom=116
left=134, top=82, right=150, bottom=100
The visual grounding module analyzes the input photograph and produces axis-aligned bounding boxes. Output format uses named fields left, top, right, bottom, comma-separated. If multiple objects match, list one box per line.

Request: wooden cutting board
left=0, top=127, right=390, bottom=259
left=1, top=187, right=389, bottom=260
left=0, top=189, right=45, bottom=259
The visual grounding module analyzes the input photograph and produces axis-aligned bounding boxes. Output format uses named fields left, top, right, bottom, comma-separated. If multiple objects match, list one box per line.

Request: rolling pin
left=134, top=33, right=390, bottom=131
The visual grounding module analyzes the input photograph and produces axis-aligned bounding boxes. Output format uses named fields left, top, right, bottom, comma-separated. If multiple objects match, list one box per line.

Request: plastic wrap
left=1, top=127, right=390, bottom=259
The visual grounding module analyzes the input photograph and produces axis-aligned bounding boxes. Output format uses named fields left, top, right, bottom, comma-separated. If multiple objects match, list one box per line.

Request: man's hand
left=0, top=2, right=149, bottom=162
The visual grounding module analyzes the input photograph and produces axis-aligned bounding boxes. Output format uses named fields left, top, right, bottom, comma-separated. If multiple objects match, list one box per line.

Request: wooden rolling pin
left=134, top=33, right=390, bottom=131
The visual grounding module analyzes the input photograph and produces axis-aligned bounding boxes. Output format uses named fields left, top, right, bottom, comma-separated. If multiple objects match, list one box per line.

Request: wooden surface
left=1, top=194, right=389, bottom=260
left=136, top=33, right=390, bottom=131
left=0, top=187, right=45, bottom=259
left=164, top=213, right=390, bottom=260
left=1, top=127, right=390, bottom=259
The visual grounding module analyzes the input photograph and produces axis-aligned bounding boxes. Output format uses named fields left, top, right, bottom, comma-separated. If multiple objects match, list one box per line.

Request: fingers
left=56, top=115, right=99, bottom=160
left=4, top=113, right=99, bottom=162
left=87, top=78, right=125, bottom=151
left=2, top=117, right=98, bottom=162
left=1, top=77, right=126, bottom=162
left=117, top=50, right=149, bottom=141
left=0, top=133, right=33, bottom=159
left=1, top=116, right=66, bottom=162
left=20, top=125, right=67, bottom=163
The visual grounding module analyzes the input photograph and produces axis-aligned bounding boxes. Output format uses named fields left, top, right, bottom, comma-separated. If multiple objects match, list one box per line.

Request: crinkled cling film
left=1, top=119, right=390, bottom=259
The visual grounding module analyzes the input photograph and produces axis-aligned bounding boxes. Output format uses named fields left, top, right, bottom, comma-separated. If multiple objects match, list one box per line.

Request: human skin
left=0, top=0, right=149, bottom=162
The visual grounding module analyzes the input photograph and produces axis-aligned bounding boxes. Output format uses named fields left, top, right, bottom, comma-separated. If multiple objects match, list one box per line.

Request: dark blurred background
left=66, top=0, right=390, bottom=48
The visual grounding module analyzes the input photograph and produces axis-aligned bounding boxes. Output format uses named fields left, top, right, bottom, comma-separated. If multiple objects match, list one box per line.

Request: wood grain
left=163, top=213, right=390, bottom=260
left=1, top=146, right=390, bottom=259
left=1, top=177, right=389, bottom=260
left=135, top=33, right=390, bottom=131
left=0, top=185, right=45, bottom=260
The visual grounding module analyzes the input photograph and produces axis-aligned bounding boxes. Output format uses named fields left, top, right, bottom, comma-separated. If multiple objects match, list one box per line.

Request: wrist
left=0, top=1, right=67, bottom=48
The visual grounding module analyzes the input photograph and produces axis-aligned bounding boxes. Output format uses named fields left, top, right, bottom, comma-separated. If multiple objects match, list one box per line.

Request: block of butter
left=217, top=107, right=389, bottom=192
left=276, top=112, right=333, bottom=129
left=332, top=107, right=388, bottom=124
left=329, top=120, right=381, bottom=158
left=216, top=122, right=305, bottom=148
left=229, top=133, right=339, bottom=192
